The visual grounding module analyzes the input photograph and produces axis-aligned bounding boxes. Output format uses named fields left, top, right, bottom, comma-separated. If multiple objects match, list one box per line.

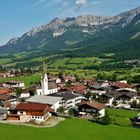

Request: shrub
left=57, top=106, right=65, bottom=114
left=93, top=111, right=111, bottom=125
left=68, top=108, right=78, bottom=117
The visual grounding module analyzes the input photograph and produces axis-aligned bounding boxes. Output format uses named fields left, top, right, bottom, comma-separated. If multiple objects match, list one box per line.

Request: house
left=77, top=100, right=106, bottom=117
left=63, top=75, right=75, bottom=82
left=26, top=95, right=62, bottom=112
left=0, top=73, right=6, bottom=78
left=110, top=82, right=131, bottom=90
left=116, top=88, right=137, bottom=93
left=0, top=100, right=3, bottom=108
left=100, top=94, right=114, bottom=106
left=0, top=89, right=14, bottom=96
left=6, top=81, right=25, bottom=89
left=0, top=94, right=17, bottom=105
left=0, top=108, right=7, bottom=117
left=19, top=90, right=30, bottom=98
left=7, top=103, right=53, bottom=122
left=131, top=113, right=140, bottom=126
left=102, top=90, right=137, bottom=108
left=63, top=85, right=86, bottom=95
left=49, top=91, right=84, bottom=110
left=98, top=80, right=109, bottom=89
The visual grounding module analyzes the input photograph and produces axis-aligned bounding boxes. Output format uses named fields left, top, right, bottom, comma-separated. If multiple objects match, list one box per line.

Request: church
left=36, top=62, right=58, bottom=96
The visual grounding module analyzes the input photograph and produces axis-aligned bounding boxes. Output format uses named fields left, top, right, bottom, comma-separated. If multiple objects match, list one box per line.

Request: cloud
left=75, top=0, right=87, bottom=6
left=75, top=0, right=87, bottom=11
left=28, top=0, right=47, bottom=7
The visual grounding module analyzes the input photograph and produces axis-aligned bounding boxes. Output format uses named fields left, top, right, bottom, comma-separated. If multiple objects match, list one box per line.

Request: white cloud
left=28, top=0, right=47, bottom=7
left=75, top=0, right=87, bottom=11
left=75, top=0, right=87, bottom=6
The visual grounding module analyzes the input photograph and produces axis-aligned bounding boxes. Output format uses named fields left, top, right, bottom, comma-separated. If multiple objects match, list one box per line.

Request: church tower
left=41, top=61, right=49, bottom=95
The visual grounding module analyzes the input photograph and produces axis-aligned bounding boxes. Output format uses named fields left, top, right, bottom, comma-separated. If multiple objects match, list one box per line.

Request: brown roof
left=77, top=101, right=106, bottom=110
left=2, top=101, right=11, bottom=108
left=15, top=103, right=53, bottom=112
left=0, top=94, right=11, bottom=101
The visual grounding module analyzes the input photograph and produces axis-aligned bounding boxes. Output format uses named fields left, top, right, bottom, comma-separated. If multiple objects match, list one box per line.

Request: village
left=0, top=62, right=140, bottom=127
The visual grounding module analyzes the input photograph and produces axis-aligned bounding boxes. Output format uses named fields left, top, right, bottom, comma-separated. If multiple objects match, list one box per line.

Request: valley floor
left=1, top=118, right=140, bottom=140
left=0, top=108, right=140, bottom=140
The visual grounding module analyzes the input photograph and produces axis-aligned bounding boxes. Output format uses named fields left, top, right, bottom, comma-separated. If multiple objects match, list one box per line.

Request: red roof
left=15, top=103, right=53, bottom=112
left=0, top=89, right=13, bottom=95
left=111, top=82, right=131, bottom=89
left=71, top=85, right=86, bottom=94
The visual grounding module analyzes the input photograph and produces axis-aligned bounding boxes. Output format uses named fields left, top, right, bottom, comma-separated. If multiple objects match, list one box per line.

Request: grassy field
left=0, top=73, right=41, bottom=87
left=107, top=108, right=138, bottom=127
left=0, top=118, right=140, bottom=140
left=0, top=68, right=139, bottom=88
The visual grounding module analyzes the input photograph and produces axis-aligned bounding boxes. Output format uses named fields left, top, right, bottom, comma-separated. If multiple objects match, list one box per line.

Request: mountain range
left=1, top=6, right=140, bottom=68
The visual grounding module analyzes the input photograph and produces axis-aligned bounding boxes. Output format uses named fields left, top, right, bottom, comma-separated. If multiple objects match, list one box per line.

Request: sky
left=0, top=0, right=140, bottom=45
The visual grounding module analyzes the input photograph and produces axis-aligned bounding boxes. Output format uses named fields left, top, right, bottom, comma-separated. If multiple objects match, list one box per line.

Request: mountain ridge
left=1, top=6, right=140, bottom=46
left=0, top=6, right=140, bottom=65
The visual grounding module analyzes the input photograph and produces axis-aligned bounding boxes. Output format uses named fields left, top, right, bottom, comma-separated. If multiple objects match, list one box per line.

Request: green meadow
left=107, top=108, right=138, bottom=127
left=0, top=73, right=41, bottom=87
left=0, top=118, right=140, bottom=140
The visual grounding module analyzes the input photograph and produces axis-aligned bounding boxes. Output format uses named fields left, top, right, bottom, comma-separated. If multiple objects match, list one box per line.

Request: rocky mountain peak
left=7, top=37, right=20, bottom=45
left=75, top=15, right=112, bottom=25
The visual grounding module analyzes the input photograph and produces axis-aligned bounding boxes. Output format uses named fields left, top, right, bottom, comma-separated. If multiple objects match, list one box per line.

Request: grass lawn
left=107, top=108, right=138, bottom=127
left=0, top=118, right=140, bottom=140
left=0, top=73, right=41, bottom=87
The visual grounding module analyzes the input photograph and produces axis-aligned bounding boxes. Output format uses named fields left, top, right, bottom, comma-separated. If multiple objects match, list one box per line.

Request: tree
left=29, top=88, right=36, bottom=96
left=94, top=111, right=111, bottom=125
left=130, top=100, right=137, bottom=108
left=74, top=74, right=80, bottom=82
left=84, top=92, right=92, bottom=99
left=68, top=108, right=78, bottom=117
left=57, top=106, right=65, bottom=114
left=15, top=88, right=22, bottom=97
left=58, top=72, right=63, bottom=79
left=65, top=80, right=72, bottom=87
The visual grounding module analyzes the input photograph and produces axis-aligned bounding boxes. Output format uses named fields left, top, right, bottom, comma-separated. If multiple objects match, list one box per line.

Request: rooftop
left=0, top=89, right=13, bottom=95
left=26, top=95, right=62, bottom=105
left=77, top=100, right=106, bottom=110
left=15, top=103, right=51, bottom=111
left=49, top=91, right=80, bottom=101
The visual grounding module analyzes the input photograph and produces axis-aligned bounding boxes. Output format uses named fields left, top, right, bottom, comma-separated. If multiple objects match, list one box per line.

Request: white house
left=77, top=100, right=106, bottom=118
left=49, top=91, right=84, bottom=110
left=6, top=81, right=25, bottom=89
left=20, top=92, right=30, bottom=98
left=7, top=103, right=53, bottom=122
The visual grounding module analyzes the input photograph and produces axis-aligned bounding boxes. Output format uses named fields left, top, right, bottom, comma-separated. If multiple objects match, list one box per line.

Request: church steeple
left=41, top=60, right=49, bottom=95
left=42, top=60, right=46, bottom=78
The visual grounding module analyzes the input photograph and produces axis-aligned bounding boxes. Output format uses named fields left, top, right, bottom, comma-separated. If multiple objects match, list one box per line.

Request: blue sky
left=0, top=0, right=140, bottom=45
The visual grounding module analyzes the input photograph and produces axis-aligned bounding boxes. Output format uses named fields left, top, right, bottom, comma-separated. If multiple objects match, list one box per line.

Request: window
left=86, top=109, right=92, bottom=112
left=82, top=108, right=85, bottom=111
